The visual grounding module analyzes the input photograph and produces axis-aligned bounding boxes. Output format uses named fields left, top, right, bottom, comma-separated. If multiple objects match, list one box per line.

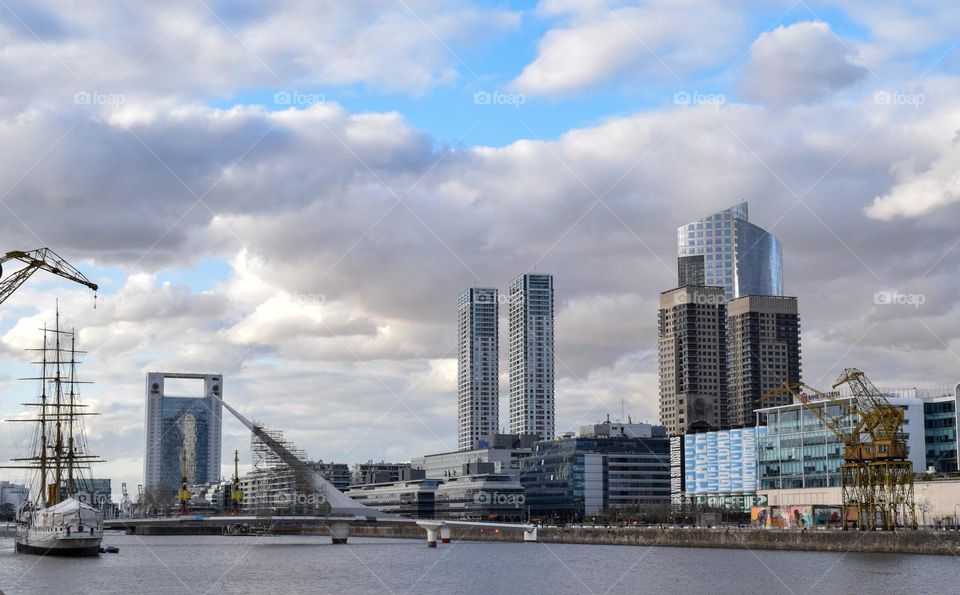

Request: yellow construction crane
left=0, top=249, right=98, bottom=306
left=762, top=369, right=916, bottom=531
left=230, top=449, right=243, bottom=515
left=178, top=446, right=191, bottom=516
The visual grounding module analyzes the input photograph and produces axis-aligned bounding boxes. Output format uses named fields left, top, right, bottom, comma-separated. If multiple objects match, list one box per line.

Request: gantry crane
left=762, top=368, right=916, bottom=531
left=831, top=368, right=916, bottom=531
left=0, top=249, right=98, bottom=306
left=230, top=449, right=243, bottom=515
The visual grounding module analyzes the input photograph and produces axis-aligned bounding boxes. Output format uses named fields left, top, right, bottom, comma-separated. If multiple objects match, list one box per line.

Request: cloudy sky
left=1, top=0, right=959, bottom=492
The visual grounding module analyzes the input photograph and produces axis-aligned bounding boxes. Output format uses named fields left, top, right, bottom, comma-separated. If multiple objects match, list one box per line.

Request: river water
left=1, top=534, right=958, bottom=594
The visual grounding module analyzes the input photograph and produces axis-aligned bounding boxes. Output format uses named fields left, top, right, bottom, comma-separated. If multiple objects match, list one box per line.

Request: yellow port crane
left=230, top=449, right=243, bottom=515
left=762, top=368, right=916, bottom=531
left=0, top=249, right=98, bottom=306
left=178, top=446, right=191, bottom=516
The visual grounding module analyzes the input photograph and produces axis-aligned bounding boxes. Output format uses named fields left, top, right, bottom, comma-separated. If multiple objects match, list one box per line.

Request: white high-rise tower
left=457, top=288, right=499, bottom=451
left=508, top=274, right=555, bottom=440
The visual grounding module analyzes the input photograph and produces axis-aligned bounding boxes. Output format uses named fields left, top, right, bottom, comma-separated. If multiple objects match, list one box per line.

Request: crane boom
left=0, top=249, right=98, bottom=306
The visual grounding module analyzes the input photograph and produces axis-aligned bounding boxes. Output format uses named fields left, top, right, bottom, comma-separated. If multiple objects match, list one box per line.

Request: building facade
left=924, top=387, right=959, bottom=473
left=727, top=295, right=801, bottom=428
left=755, top=397, right=926, bottom=491
left=521, top=433, right=671, bottom=520
left=0, top=481, right=29, bottom=516
left=415, top=434, right=538, bottom=480
left=143, top=373, right=223, bottom=493
left=677, top=202, right=783, bottom=301
left=350, top=461, right=413, bottom=486
left=458, top=287, right=500, bottom=451
left=433, top=474, right=526, bottom=521
left=508, top=274, right=555, bottom=440
left=658, top=286, right=728, bottom=435
left=345, top=479, right=440, bottom=518
left=681, top=428, right=767, bottom=511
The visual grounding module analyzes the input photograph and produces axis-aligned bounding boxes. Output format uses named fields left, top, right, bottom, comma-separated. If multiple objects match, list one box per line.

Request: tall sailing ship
left=2, top=309, right=104, bottom=556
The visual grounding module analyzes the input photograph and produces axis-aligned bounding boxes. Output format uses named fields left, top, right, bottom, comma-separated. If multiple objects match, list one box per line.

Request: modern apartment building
left=727, top=295, right=801, bottom=428
left=677, top=202, right=783, bottom=301
left=457, top=287, right=500, bottom=450
left=508, top=274, right=555, bottom=440
left=658, top=286, right=728, bottom=436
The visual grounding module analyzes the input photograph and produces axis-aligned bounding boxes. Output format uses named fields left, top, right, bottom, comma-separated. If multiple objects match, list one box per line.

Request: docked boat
left=3, top=308, right=105, bottom=557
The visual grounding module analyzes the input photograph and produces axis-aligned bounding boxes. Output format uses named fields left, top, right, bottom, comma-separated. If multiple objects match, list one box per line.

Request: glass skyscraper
left=677, top=202, right=783, bottom=300
left=144, top=373, right=223, bottom=493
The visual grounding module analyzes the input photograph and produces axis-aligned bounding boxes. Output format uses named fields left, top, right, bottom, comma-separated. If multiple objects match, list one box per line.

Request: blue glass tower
left=677, top=202, right=783, bottom=300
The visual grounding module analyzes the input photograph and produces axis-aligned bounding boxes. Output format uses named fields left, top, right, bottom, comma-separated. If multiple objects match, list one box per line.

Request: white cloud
left=866, top=147, right=960, bottom=220
left=740, top=21, right=868, bottom=106
left=511, top=0, right=742, bottom=96
left=0, top=0, right=519, bottom=110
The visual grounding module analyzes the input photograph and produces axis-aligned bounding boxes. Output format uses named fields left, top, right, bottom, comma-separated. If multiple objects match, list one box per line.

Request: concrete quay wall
left=350, top=525, right=960, bottom=555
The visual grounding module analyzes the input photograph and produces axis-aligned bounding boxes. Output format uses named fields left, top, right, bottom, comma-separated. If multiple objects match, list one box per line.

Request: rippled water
left=2, top=534, right=959, bottom=594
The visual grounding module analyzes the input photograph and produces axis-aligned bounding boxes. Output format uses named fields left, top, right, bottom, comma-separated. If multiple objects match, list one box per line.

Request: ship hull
left=15, top=538, right=101, bottom=557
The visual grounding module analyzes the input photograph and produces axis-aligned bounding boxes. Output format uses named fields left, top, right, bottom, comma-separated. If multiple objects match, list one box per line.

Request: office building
left=658, top=286, right=728, bottom=435
left=345, top=479, right=441, bottom=518
left=64, top=478, right=113, bottom=509
left=434, top=473, right=526, bottom=522
left=351, top=461, right=415, bottom=486
left=415, top=433, right=539, bottom=480
left=458, top=287, right=500, bottom=451
left=143, top=373, right=223, bottom=493
left=677, top=201, right=783, bottom=301
left=755, top=396, right=926, bottom=492
left=0, top=481, right=29, bottom=515
left=727, top=295, right=801, bottom=428
left=520, top=428, right=671, bottom=520
left=923, top=385, right=959, bottom=473
left=508, top=274, right=555, bottom=440
left=679, top=428, right=767, bottom=511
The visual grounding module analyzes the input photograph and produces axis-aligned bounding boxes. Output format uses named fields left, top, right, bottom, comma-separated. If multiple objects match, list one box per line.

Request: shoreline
left=84, top=521, right=960, bottom=556
left=348, top=524, right=960, bottom=556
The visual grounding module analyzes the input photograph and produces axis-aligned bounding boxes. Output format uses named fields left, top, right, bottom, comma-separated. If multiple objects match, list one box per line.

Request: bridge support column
left=523, top=527, right=538, bottom=542
left=330, top=522, right=350, bottom=545
left=440, top=526, right=451, bottom=544
left=417, top=521, right=442, bottom=548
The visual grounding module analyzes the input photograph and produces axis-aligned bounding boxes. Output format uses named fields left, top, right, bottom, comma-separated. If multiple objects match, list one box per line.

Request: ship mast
left=66, top=331, right=77, bottom=498
left=38, top=324, right=49, bottom=507
left=2, top=308, right=104, bottom=508
left=52, top=306, right=64, bottom=505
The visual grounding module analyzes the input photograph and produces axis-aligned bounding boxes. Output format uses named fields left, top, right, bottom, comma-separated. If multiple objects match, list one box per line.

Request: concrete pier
left=329, top=523, right=350, bottom=545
